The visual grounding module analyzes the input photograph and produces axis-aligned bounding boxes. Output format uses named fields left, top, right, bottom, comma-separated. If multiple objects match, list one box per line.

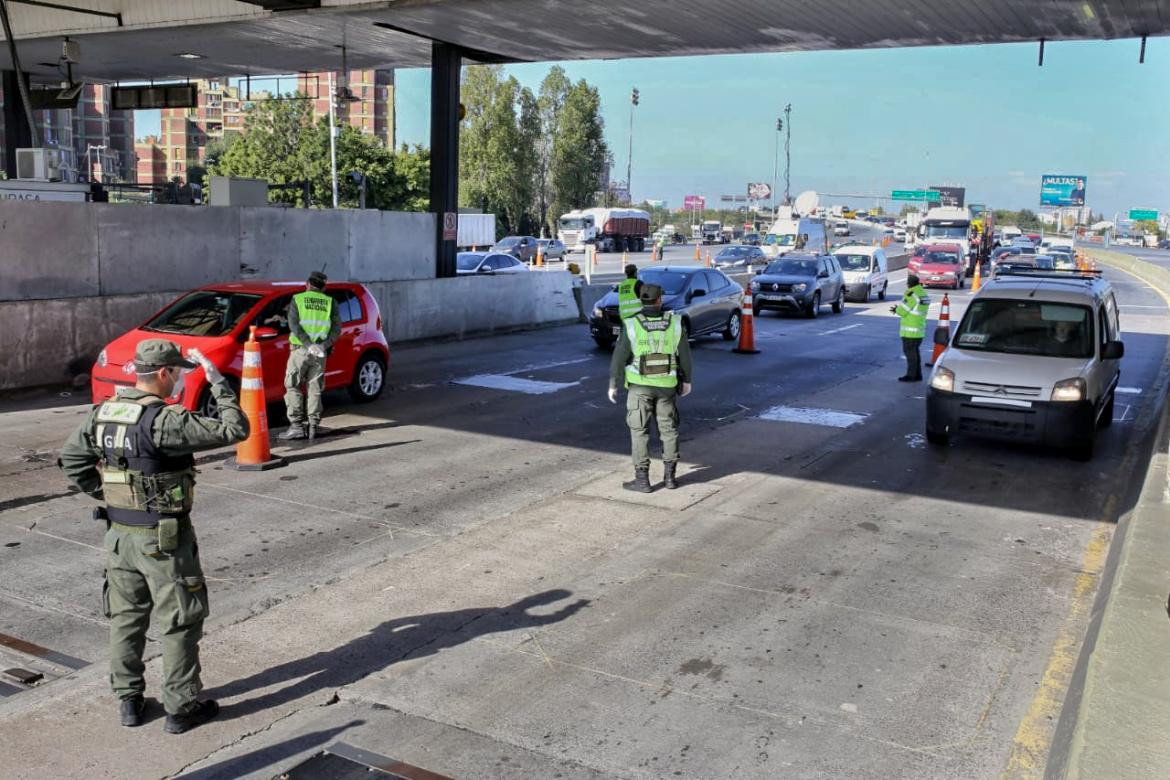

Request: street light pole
left=627, top=87, right=639, bottom=204
left=783, top=103, right=792, bottom=205
left=773, top=117, right=781, bottom=215
left=328, top=72, right=339, bottom=208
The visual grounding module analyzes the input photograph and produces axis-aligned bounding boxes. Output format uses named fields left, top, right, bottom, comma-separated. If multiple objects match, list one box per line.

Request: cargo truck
left=557, top=207, right=651, bottom=253
left=916, top=206, right=979, bottom=274
left=701, top=220, right=725, bottom=244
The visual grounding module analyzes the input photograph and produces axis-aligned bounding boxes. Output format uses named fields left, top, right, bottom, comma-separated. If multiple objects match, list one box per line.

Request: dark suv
left=750, top=252, right=846, bottom=318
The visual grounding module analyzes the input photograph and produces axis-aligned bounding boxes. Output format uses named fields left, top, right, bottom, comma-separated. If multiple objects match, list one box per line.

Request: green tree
left=534, top=66, right=570, bottom=235
left=209, top=95, right=313, bottom=206
left=550, top=79, right=608, bottom=220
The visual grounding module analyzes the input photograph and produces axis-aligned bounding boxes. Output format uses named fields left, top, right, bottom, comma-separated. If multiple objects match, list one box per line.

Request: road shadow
left=279, top=439, right=422, bottom=465
left=177, top=720, right=364, bottom=779
left=207, top=589, right=589, bottom=721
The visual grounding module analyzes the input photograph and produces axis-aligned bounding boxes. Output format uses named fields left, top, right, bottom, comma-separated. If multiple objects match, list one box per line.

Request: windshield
left=765, top=258, right=818, bottom=275
left=764, top=233, right=796, bottom=247
left=924, top=251, right=960, bottom=265
left=457, top=252, right=485, bottom=271
left=143, top=291, right=262, bottom=337
left=496, top=237, right=520, bottom=247
left=558, top=218, right=587, bottom=230
left=954, top=299, right=1093, bottom=358
left=718, top=247, right=748, bottom=258
left=835, top=254, right=873, bottom=271
left=925, top=225, right=969, bottom=239
left=639, top=270, right=690, bottom=295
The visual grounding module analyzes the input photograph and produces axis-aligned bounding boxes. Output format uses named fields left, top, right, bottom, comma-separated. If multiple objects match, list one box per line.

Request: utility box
left=208, top=176, right=269, bottom=207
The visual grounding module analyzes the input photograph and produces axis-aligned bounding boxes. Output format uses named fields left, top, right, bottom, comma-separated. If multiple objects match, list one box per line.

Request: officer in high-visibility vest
left=281, top=271, right=342, bottom=440
left=608, top=283, right=693, bottom=493
left=617, top=264, right=643, bottom=319
left=58, top=339, right=249, bottom=733
left=891, top=272, right=930, bottom=381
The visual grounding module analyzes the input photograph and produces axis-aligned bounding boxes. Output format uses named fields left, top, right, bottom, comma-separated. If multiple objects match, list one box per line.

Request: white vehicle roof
left=977, top=273, right=1111, bottom=307
left=832, top=244, right=882, bottom=256
left=924, top=206, right=971, bottom=222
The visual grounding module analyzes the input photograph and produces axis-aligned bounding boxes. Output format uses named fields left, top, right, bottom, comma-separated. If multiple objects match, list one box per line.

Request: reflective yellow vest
left=624, top=313, right=682, bottom=389
left=290, top=290, right=333, bottom=346
left=896, top=285, right=930, bottom=338
left=617, top=278, right=641, bottom=319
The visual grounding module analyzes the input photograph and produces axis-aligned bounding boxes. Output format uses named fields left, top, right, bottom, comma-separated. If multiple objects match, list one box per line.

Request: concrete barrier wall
left=0, top=201, right=437, bottom=302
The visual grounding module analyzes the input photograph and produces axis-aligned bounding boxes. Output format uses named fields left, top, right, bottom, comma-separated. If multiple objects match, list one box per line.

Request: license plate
left=931, top=276, right=942, bottom=281
left=612, top=326, right=621, bottom=336
left=757, top=293, right=781, bottom=300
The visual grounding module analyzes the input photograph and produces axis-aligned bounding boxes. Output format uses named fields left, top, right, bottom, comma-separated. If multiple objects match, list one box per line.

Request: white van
left=832, top=244, right=889, bottom=301
left=1040, top=236, right=1075, bottom=253
left=926, top=269, right=1123, bottom=459
left=763, top=216, right=829, bottom=259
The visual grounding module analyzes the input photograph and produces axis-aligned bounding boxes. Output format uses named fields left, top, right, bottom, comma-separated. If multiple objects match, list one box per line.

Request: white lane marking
left=1116, top=387, right=1142, bottom=394
left=505, top=357, right=593, bottom=376
left=819, top=323, right=863, bottom=336
left=1114, top=403, right=1133, bottom=423
left=1120, top=304, right=1166, bottom=309
left=757, top=405, right=868, bottom=428
left=453, top=374, right=580, bottom=395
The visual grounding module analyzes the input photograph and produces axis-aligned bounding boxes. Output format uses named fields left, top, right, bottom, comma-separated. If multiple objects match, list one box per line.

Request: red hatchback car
left=915, top=243, right=966, bottom=290
left=92, top=280, right=390, bottom=417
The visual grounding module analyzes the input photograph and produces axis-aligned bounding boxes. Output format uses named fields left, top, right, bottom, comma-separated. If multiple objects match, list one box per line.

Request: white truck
left=557, top=207, right=651, bottom=253
left=917, top=206, right=973, bottom=261
left=763, top=215, right=829, bottom=258
left=457, top=212, right=496, bottom=249
left=701, top=220, right=725, bottom=244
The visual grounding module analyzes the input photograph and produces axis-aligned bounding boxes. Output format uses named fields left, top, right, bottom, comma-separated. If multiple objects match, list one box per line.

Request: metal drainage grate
left=278, top=742, right=452, bottom=780
left=0, top=632, right=89, bottom=698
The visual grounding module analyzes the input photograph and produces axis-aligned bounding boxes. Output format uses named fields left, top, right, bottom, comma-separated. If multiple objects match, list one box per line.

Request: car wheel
left=805, top=292, right=821, bottom=319
left=348, top=353, right=386, bottom=403
left=926, top=428, right=949, bottom=446
left=197, top=376, right=240, bottom=420
left=593, top=337, right=616, bottom=350
left=832, top=288, right=845, bottom=313
left=878, top=283, right=887, bottom=301
left=723, top=310, right=741, bottom=341
left=1070, top=433, right=1095, bottom=461
left=958, top=276, right=964, bottom=289
left=752, top=302, right=762, bottom=318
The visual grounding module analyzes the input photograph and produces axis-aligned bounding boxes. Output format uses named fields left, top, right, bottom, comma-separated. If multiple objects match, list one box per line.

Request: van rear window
left=953, top=299, right=1093, bottom=358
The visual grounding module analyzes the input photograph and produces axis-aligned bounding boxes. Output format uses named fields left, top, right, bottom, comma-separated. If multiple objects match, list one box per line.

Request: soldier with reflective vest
left=891, top=272, right=930, bottom=381
left=58, top=339, right=248, bottom=733
left=608, top=283, right=694, bottom=493
left=617, top=263, right=643, bottom=319
left=281, top=270, right=342, bottom=440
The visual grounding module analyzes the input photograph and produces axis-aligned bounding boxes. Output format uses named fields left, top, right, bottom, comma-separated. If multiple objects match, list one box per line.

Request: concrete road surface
left=0, top=264, right=1166, bottom=778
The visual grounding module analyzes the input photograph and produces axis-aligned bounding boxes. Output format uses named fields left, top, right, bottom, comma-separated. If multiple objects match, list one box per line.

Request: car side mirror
left=817, top=270, right=829, bottom=279
left=1102, top=340, right=1124, bottom=359
left=478, top=266, right=492, bottom=274
left=690, top=288, right=707, bottom=300
left=254, top=326, right=280, bottom=341
left=933, top=329, right=951, bottom=346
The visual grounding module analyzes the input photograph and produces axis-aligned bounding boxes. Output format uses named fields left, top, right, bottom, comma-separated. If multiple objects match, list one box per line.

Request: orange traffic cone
left=621, top=250, right=628, bottom=266
left=536, top=247, right=544, bottom=268
left=694, top=243, right=701, bottom=261
left=705, top=250, right=712, bottom=268
left=227, top=326, right=285, bottom=471
left=927, top=293, right=950, bottom=367
left=971, top=253, right=982, bottom=292
left=732, top=287, right=760, bottom=354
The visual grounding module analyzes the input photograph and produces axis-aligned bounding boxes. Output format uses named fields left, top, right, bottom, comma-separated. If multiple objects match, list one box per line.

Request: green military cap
left=308, top=270, right=328, bottom=288
left=134, top=339, right=196, bottom=371
left=639, top=283, right=664, bottom=303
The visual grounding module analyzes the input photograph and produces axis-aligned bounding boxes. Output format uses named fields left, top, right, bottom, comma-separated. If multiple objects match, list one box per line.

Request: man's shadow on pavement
left=209, top=589, right=589, bottom=721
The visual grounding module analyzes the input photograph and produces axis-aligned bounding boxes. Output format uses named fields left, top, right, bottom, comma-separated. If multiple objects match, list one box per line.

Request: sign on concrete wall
left=0, top=182, right=88, bottom=202
left=442, top=212, right=458, bottom=241
left=1040, top=175, right=1087, bottom=207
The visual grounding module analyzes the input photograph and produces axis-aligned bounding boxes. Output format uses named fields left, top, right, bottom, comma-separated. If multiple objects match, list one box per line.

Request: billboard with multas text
left=1040, top=175, right=1087, bottom=207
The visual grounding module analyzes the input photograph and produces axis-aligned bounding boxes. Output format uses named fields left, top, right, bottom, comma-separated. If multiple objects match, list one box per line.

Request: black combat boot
left=164, top=699, right=220, bottom=735
left=663, top=461, right=679, bottom=490
left=120, top=694, right=145, bottom=727
left=622, top=467, right=653, bottom=493
left=278, top=424, right=306, bottom=440
left=307, top=423, right=317, bottom=441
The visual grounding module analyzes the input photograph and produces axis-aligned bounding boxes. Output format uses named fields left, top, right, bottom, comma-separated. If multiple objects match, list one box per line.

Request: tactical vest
left=624, top=313, right=682, bottom=389
left=898, top=285, right=930, bottom=339
left=96, top=397, right=196, bottom=527
left=617, top=279, right=641, bottom=319
left=290, top=290, right=333, bottom=346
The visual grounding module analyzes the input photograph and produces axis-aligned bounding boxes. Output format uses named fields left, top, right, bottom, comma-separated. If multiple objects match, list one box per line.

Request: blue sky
left=394, top=38, right=1167, bottom=218
left=137, top=39, right=1166, bottom=217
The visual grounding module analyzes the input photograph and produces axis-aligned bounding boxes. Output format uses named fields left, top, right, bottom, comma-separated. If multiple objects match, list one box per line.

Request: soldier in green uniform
left=58, top=340, right=249, bottom=733
left=617, top=264, right=643, bottom=320
left=608, top=283, right=693, bottom=493
left=280, top=270, right=342, bottom=441
left=891, top=272, right=930, bottom=381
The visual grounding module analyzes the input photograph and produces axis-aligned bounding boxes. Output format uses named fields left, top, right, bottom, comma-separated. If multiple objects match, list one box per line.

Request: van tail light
left=376, top=315, right=381, bottom=330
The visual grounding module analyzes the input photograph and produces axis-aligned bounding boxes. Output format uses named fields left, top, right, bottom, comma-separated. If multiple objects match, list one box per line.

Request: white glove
left=607, top=387, right=618, bottom=404
left=680, top=382, right=692, bottom=397
left=309, top=344, right=326, bottom=359
left=186, top=348, right=224, bottom=385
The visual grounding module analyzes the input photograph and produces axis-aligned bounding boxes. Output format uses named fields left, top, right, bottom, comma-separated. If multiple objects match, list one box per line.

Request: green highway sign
left=1128, top=209, right=1159, bottom=221
left=891, top=189, right=941, bottom=201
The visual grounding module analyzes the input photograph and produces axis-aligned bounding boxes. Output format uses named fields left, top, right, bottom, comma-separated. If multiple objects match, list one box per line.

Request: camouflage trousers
left=284, top=347, right=326, bottom=425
